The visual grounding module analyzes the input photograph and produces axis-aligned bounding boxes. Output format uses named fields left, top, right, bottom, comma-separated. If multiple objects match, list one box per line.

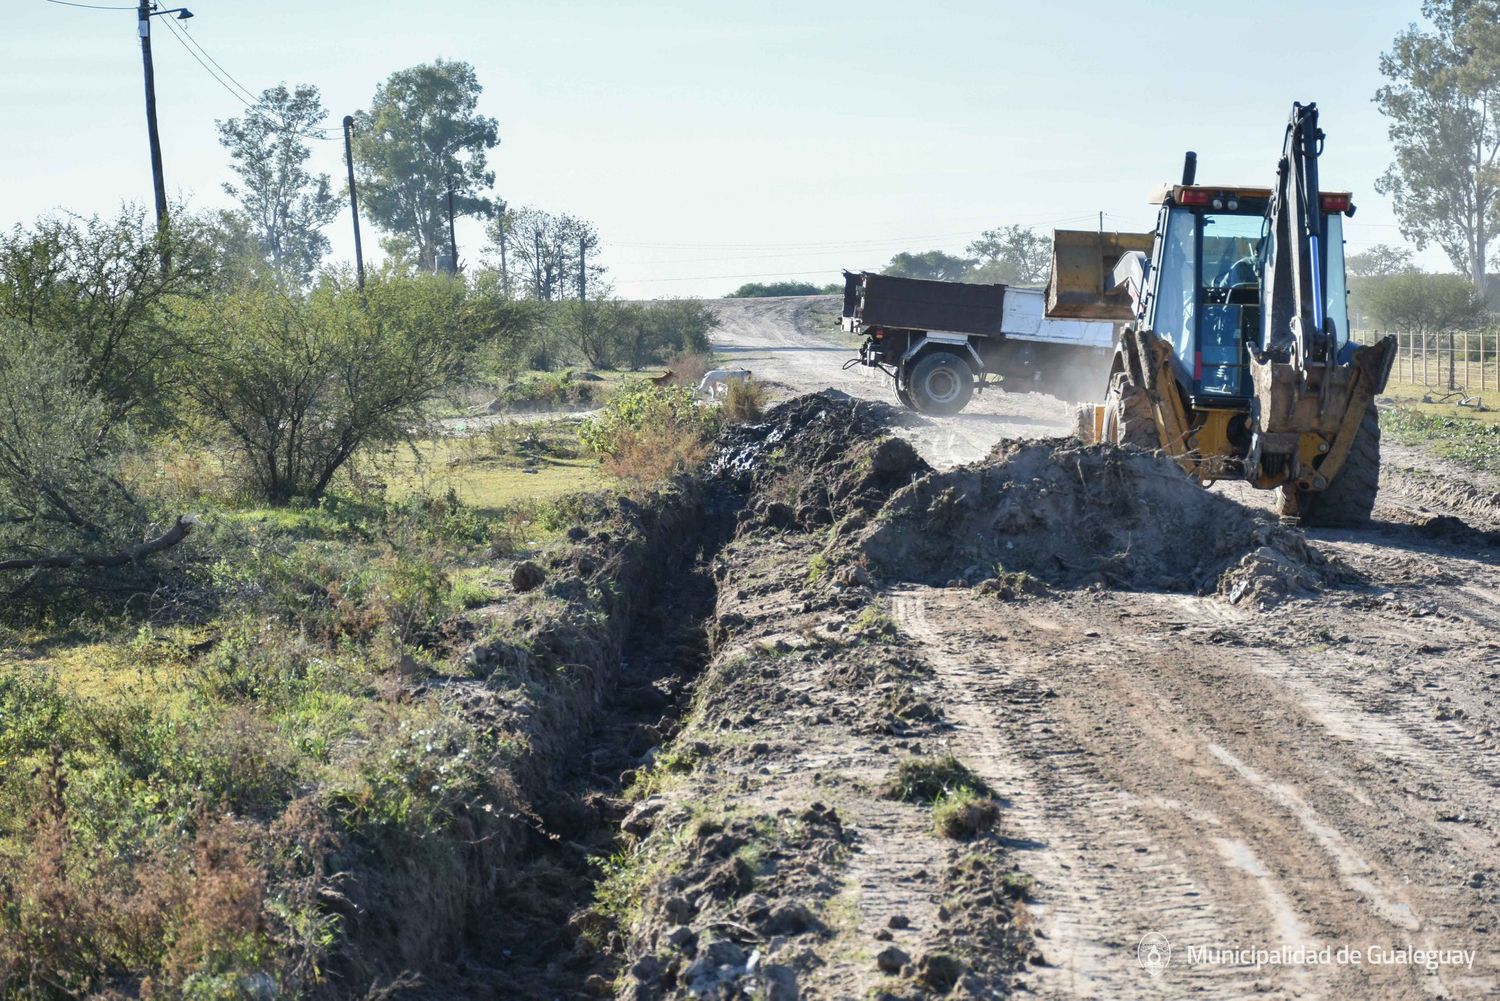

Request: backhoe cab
left=1069, top=102, right=1396, bottom=525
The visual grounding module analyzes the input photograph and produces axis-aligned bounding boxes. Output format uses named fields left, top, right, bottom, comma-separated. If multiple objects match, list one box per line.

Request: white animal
left=697, top=369, right=752, bottom=399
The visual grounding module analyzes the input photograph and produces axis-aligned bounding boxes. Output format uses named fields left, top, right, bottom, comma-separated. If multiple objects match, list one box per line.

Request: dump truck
left=1066, top=102, right=1396, bottom=525
left=841, top=271, right=1116, bottom=414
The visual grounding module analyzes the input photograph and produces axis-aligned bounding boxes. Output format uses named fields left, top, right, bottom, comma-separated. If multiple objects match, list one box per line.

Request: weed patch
left=932, top=786, right=1000, bottom=839
left=1384, top=407, right=1500, bottom=475
left=883, top=756, right=988, bottom=803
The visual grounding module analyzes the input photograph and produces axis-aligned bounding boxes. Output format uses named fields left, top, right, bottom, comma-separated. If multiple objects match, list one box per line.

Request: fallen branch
left=0, top=515, right=197, bottom=572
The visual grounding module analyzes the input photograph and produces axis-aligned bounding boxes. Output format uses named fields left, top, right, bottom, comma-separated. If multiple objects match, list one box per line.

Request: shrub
left=0, top=206, right=212, bottom=430
left=0, top=321, right=193, bottom=613
left=181, top=271, right=468, bottom=502
left=721, top=378, right=769, bottom=423
left=552, top=298, right=718, bottom=370
left=578, top=384, right=718, bottom=484
left=663, top=350, right=713, bottom=386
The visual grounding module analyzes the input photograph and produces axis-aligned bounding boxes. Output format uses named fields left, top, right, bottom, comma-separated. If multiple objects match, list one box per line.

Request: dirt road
left=692, top=301, right=1500, bottom=998
left=711, top=295, right=1074, bottom=467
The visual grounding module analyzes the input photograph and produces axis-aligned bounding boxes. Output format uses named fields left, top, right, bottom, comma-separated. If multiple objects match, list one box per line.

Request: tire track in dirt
left=891, top=589, right=1284, bottom=999
left=891, top=581, right=1499, bottom=999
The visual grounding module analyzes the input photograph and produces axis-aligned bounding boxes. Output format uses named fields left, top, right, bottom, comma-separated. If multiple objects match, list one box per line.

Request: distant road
left=709, top=295, right=1075, bottom=467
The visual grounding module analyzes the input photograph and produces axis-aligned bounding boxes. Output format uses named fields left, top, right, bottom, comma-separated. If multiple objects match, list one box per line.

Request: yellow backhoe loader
left=1062, top=102, right=1396, bottom=525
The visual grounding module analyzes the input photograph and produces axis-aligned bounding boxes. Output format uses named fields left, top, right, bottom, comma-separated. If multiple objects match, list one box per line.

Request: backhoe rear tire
left=1277, top=403, right=1380, bottom=527
left=1102, top=373, right=1159, bottom=450
left=895, top=383, right=916, bottom=410
left=907, top=351, right=974, bottom=415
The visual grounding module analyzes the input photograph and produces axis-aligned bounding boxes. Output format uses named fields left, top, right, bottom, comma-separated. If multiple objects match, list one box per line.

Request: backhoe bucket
left=1045, top=230, right=1153, bottom=321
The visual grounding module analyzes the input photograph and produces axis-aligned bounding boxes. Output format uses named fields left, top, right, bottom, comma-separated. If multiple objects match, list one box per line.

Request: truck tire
left=895, top=383, right=916, bottom=410
left=1101, top=372, right=1159, bottom=450
left=1277, top=403, right=1380, bottom=527
left=907, top=351, right=974, bottom=415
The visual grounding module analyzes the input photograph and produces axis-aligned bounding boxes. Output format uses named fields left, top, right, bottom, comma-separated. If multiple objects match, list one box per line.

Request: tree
left=181, top=272, right=471, bottom=502
left=1347, top=243, right=1418, bottom=278
left=0, top=207, right=210, bottom=432
left=0, top=321, right=192, bottom=606
left=882, top=250, right=974, bottom=282
left=966, top=225, right=1052, bottom=285
left=1363, top=271, right=1486, bottom=388
left=494, top=207, right=604, bottom=301
left=353, top=60, right=500, bottom=272
left=1374, top=1, right=1500, bottom=295
left=217, top=84, right=341, bottom=284
left=726, top=281, right=834, bottom=297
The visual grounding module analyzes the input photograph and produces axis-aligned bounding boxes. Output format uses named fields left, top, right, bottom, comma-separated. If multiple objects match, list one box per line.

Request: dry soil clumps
left=855, top=437, right=1338, bottom=601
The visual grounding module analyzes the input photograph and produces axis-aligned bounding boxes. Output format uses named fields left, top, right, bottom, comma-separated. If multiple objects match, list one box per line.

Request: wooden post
left=342, top=116, right=365, bottom=290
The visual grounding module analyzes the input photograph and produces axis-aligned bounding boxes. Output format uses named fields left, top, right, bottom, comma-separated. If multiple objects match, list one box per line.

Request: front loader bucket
left=1045, top=230, right=1153, bottom=321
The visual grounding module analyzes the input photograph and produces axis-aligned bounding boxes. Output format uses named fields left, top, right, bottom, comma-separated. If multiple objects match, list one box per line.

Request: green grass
left=1382, top=383, right=1500, bottom=422
left=1382, top=407, right=1500, bottom=476
left=931, top=786, right=999, bottom=840
left=375, top=428, right=608, bottom=516
left=882, top=756, right=989, bottom=803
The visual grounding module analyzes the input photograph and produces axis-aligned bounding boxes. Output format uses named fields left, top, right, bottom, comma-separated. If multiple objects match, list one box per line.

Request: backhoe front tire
left=907, top=351, right=974, bottom=415
left=1102, top=372, right=1159, bottom=450
left=1278, top=403, right=1380, bottom=527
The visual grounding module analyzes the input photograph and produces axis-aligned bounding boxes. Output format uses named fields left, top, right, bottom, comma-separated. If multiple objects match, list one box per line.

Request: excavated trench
left=407, top=492, right=738, bottom=998
left=409, top=390, right=1381, bottom=998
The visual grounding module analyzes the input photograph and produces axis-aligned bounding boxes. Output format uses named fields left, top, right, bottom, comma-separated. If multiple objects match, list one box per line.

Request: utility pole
left=342, top=115, right=365, bottom=289
left=499, top=207, right=510, bottom=295
left=446, top=181, right=459, bottom=274
left=534, top=229, right=543, bottom=300
left=137, top=0, right=169, bottom=268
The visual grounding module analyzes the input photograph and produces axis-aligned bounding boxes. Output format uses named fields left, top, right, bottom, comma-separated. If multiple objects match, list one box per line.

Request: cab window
left=1149, top=207, right=1196, bottom=363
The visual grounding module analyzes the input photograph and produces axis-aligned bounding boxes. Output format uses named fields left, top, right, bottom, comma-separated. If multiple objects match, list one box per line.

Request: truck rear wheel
left=1101, top=372, right=1159, bottom=450
left=895, top=382, right=916, bottom=410
left=906, top=351, right=974, bottom=415
left=1278, top=403, right=1380, bottom=527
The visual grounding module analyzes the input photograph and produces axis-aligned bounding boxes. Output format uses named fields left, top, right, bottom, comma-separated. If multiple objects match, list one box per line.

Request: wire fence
left=1351, top=328, right=1500, bottom=397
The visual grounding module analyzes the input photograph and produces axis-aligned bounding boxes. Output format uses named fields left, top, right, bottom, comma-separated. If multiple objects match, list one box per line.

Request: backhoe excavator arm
left=1261, top=101, right=1333, bottom=372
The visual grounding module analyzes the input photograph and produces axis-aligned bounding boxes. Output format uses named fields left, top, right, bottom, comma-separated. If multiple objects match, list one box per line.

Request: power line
left=603, top=213, right=1106, bottom=252
left=42, top=0, right=135, bottom=9
left=168, top=18, right=259, bottom=105
left=157, top=14, right=253, bottom=109
left=158, top=14, right=336, bottom=142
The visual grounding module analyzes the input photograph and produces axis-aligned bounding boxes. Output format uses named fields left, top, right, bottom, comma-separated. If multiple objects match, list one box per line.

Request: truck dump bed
left=842, top=271, right=1006, bottom=338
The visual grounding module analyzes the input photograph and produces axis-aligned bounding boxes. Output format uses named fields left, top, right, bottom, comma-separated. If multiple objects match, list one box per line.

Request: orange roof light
left=1320, top=193, right=1353, bottom=214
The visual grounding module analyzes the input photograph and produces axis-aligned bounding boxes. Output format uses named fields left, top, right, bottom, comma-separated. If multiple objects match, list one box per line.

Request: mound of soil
left=855, top=437, right=1335, bottom=597
left=712, top=390, right=928, bottom=534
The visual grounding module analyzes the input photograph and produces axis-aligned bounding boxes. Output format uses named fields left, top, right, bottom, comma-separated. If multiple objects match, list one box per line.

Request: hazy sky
left=6, top=0, right=1436, bottom=297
